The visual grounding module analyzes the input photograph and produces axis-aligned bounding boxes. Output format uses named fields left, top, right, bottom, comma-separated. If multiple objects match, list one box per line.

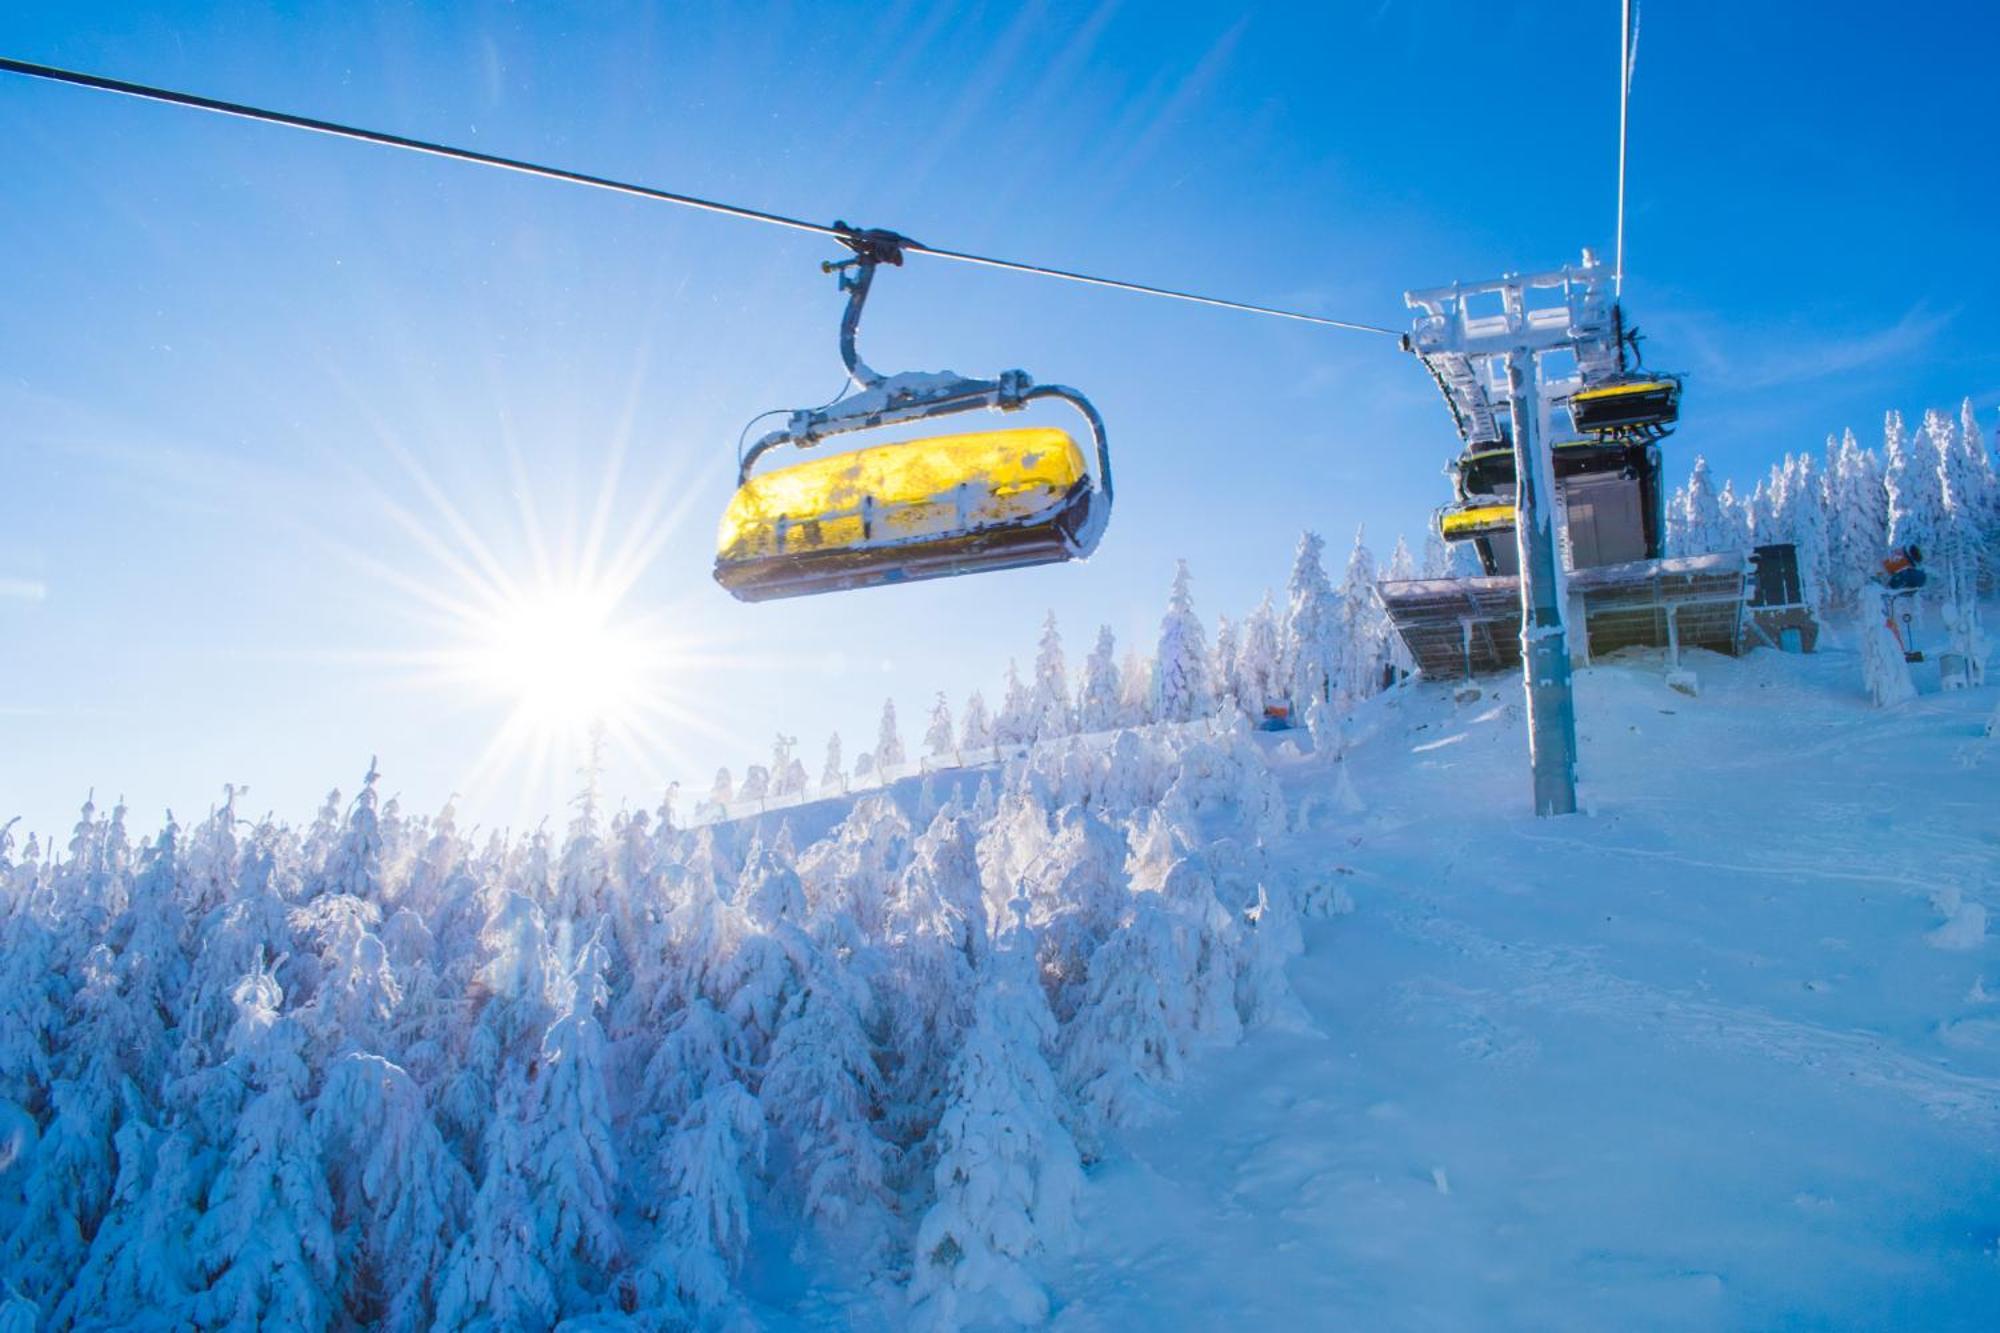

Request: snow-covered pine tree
left=314, top=1053, right=469, bottom=1330
left=191, top=969, right=338, bottom=1332
left=1076, top=626, right=1122, bottom=734
left=959, top=690, right=994, bottom=757
left=924, top=692, right=957, bottom=765
left=1339, top=529, right=1389, bottom=697
left=1384, top=532, right=1416, bottom=676
left=1152, top=559, right=1213, bottom=723
left=761, top=936, right=894, bottom=1267
left=908, top=910, right=1082, bottom=1331
left=1778, top=453, right=1831, bottom=610
left=1937, top=409, right=1990, bottom=688
left=1281, top=531, right=1337, bottom=713
left=821, top=731, right=845, bottom=795
left=877, top=699, right=906, bottom=778
left=525, top=939, right=621, bottom=1318
left=433, top=893, right=563, bottom=1330
left=1211, top=614, right=1240, bottom=716
left=1830, top=429, right=1889, bottom=608
left=1236, top=593, right=1282, bottom=722
left=1032, top=611, right=1072, bottom=740
left=738, top=764, right=771, bottom=805
left=1116, top=649, right=1152, bottom=727
left=996, top=660, right=1035, bottom=748
left=1420, top=529, right=1449, bottom=578
left=1681, top=454, right=1724, bottom=555
left=1886, top=408, right=1945, bottom=555
left=1960, top=397, right=2000, bottom=592
left=1665, top=482, right=1691, bottom=556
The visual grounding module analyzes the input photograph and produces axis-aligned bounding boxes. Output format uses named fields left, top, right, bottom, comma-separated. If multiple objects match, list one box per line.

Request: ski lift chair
left=1568, top=377, right=1681, bottom=435
left=715, top=226, right=1112, bottom=602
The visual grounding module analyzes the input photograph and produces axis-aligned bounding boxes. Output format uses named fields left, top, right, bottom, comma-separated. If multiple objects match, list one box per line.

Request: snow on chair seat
left=714, top=426, right=1105, bottom=601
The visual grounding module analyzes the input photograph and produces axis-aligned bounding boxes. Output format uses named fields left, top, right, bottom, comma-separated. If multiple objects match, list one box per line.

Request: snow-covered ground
left=5, top=622, right=1995, bottom=1331
left=1048, top=643, right=2000, bottom=1330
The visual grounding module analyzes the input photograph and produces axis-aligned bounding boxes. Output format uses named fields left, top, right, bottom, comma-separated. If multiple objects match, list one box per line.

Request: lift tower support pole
left=1404, top=256, right=1611, bottom=817
left=1505, top=351, right=1579, bottom=815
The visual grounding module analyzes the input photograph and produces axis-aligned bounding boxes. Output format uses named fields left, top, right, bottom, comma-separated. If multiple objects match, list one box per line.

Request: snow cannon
left=716, top=225, right=1112, bottom=602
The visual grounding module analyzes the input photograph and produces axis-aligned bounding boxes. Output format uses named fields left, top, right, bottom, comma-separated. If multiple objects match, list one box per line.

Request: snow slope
left=4, top=626, right=1995, bottom=1331
left=1048, top=644, right=2000, bottom=1330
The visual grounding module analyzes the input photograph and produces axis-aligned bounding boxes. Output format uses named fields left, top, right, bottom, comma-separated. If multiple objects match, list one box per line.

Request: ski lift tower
left=1403, top=253, right=1624, bottom=816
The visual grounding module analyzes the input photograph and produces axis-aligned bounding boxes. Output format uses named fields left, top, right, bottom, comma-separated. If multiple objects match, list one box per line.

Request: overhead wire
left=0, top=55, right=1400, bottom=338
left=1614, top=0, right=1639, bottom=297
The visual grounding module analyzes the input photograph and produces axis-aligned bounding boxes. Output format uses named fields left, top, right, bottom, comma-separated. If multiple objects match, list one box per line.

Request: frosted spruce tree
left=1681, top=455, right=1726, bottom=555
left=1236, top=592, right=1283, bottom=723
left=1937, top=410, right=1990, bottom=688
left=1339, top=529, right=1389, bottom=699
left=1829, top=428, right=1889, bottom=608
left=924, top=692, right=957, bottom=766
left=996, top=660, right=1035, bottom=748
left=959, top=689, right=993, bottom=756
left=821, top=731, right=845, bottom=795
left=314, top=1053, right=469, bottom=1330
left=908, top=909, right=1082, bottom=1331
left=1885, top=408, right=1944, bottom=555
left=1032, top=611, right=1072, bottom=740
left=191, top=970, right=337, bottom=1333
left=1075, top=626, right=1122, bottom=733
left=1152, top=559, right=1214, bottom=723
left=876, top=698, right=906, bottom=778
left=1281, top=531, right=1337, bottom=713
left=1211, top=613, right=1240, bottom=714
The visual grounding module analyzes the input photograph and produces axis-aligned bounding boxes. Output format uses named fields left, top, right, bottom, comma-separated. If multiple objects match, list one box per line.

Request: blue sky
left=3, top=1, right=1996, bottom=838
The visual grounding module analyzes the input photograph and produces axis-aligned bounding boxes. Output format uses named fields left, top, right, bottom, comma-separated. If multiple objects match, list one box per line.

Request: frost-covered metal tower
left=1401, top=254, right=1622, bottom=816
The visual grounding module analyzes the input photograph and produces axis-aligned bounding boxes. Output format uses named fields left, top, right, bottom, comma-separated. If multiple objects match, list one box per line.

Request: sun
left=469, top=583, right=647, bottom=735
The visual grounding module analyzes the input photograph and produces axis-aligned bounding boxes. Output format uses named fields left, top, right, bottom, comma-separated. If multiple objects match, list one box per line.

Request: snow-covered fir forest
left=1, top=399, right=1995, bottom=1331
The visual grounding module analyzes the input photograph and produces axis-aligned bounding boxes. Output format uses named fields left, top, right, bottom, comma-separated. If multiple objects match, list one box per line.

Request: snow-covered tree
left=1032, top=611, right=1071, bottom=740
left=924, top=692, right=957, bottom=765
left=1211, top=614, right=1240, bottom=714
left=1281, top=531, right=1337, bottom=712
left=1116, top=649, right=1152, bottom=727
left=821, top=732, right=846, bottom=794
left=761, top=940, right=894, bottom=1265
left=908, top=913, right=1081, bottom=1330
left=1075, top=626, right=1122, bottom=734
left=1420, top=529, right=1450, bottom=578
left=1236, top=593, right=1282, bottom=722
left=315, top=1054, right=469, bottom=1330
left=959, top=690, right=993, bottom=756
left=1152, top=560, right=1213, bottom=723
left=996, top=661, right=1035, bottom=748
left=1338, top=529, right=1389, bottom=698
left=525, top=941, right=621, bottom=1318
left=876, top=698, right=906, bottom=777
left=1885, top=408, right=1945, bottom=554
left=1829, top=429, right=1889, bottom=608
left=1680, top=454, right=1726, bottom=555
left=191, top=970, right=338, bottom=1332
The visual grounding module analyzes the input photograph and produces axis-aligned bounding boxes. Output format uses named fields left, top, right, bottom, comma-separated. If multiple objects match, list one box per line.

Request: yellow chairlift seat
left=1569, top=378, right=1680, bottom=434
left=717, top=226, right=1114, bottom=603
left=1437, top=503, right=1516, bottom=542
left=715, top=425, right=1106, bottom=601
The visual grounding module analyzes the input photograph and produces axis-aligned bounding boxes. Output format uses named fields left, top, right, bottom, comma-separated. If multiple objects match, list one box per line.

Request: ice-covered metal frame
left=735, top=230, right=1113, bottom=524
left=1402, top=251, right=1625, bottom=448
